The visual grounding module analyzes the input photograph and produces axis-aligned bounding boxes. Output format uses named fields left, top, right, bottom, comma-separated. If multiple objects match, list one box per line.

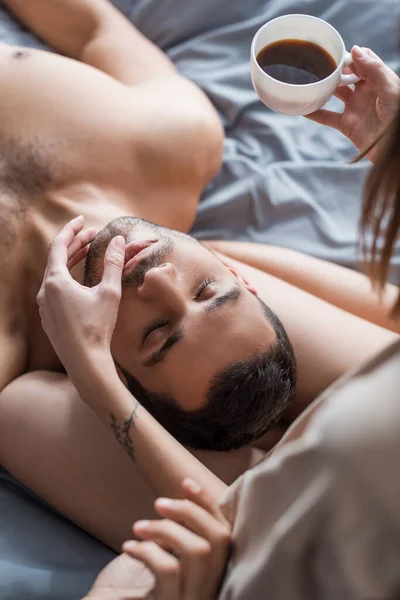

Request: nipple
left=12, top=50, right=30, bottom=61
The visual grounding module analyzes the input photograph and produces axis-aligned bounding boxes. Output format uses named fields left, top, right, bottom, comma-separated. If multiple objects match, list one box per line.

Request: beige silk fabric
left=218, top=340, right=400, bottom=600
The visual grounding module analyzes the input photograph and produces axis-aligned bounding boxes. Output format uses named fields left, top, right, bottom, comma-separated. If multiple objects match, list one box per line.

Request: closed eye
left=141, top=319, right=169, bottom=345
left=141, top=278, right=215, bottom=348
left=194, top=278, right=216, bottom=300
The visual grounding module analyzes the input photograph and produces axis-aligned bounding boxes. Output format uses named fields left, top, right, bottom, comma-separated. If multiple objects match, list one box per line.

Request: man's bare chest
left=0, top=149, right=190, bottom=381
left=0, top=174, right=135, bottom=376
left=0, top=190, right=32, bottom=387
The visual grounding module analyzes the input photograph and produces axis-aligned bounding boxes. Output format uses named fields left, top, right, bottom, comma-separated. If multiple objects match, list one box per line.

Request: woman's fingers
left=99, top=236, right=126, bottom=294
left=39, top=217, right=89, bottom=307
left=133, top=519, right=209, bottom=559
left=154, top=497, right=231, bottom=556
left=67, top=227, right=96, bottom=261
left=37, top=266, right=48, bottom=308
left=123, top=540, right=180, bottom=600
left=66, top=227, right=97, bottom=271
left=334, top=85, right=353, bottom=104
left=351, top=46, right=399, bottom=93
left=67, top=244, right=91, bottom=271
left=47, top=215, right=85, bottom=272
left=133, top=519, right=213, bottom=598
left=133, top=512, right=229, bottom=599
left=305, top=108, right=342, bottom=131
left=181, top=479, right=230, bottom=527
left=127, top=481, right=231, bottom=600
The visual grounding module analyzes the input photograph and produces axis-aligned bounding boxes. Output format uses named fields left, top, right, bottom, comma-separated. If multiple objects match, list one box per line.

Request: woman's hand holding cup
left=251, top=15, right=400, bottom=162
left=250, top=15, right=360, bottom=117
left=307, top=46, right=400, bottom=162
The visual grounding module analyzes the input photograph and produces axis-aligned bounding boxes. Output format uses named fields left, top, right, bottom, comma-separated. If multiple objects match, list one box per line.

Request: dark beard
left=123, top=238, right=174, bottom=287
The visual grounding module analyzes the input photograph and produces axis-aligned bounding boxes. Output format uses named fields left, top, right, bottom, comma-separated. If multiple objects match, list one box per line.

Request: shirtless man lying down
left=0, top=0, right=398, bottom=552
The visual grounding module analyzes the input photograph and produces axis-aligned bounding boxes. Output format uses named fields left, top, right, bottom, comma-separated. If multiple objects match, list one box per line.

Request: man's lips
left=123, top=240, right=158, bottom=276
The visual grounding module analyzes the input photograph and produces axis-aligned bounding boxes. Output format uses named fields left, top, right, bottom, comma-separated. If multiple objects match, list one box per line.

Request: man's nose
left=137, top=263, right=186, bottom=312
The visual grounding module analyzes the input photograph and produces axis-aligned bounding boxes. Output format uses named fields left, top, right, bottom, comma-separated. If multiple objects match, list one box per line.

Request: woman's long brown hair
left=358, top=104, right=400, bottom=317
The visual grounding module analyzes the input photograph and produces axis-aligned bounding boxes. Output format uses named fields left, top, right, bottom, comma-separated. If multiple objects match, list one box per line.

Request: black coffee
left=256, top=39, right=336, bottom=85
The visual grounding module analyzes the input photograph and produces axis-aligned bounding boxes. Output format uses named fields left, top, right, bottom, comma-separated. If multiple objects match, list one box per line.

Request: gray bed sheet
left=0, top=0, right=399, bottom=598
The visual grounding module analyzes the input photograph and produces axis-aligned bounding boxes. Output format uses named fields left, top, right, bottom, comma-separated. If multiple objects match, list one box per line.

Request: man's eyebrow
left=143, top=327, right=184, bottom=368
left=143, top=285, right=242, bottom=367
left=204, top=284, right=242, bottom=313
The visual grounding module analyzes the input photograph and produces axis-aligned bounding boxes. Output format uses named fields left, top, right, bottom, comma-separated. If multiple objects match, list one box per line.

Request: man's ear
left=222, top=261, right=258, bottom=295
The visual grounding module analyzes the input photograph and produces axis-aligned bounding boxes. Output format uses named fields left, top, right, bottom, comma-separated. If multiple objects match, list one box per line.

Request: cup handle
left=338, top=51, right=360, bottom=87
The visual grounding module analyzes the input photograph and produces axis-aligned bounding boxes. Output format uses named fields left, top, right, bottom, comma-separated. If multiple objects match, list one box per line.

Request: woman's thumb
left=101, top=235, right=126, bottom=291
left=351, top=46, right=392, bottom=90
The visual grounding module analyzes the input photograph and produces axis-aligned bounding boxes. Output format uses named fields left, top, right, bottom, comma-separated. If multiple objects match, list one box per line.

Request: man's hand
left=307, top=46, right=400, bottom=162
left=37, top=215, right=125, bottom=386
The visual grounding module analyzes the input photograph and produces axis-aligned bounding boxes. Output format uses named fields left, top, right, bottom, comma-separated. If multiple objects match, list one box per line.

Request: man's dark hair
left=119, top=298, right=296, bottom=451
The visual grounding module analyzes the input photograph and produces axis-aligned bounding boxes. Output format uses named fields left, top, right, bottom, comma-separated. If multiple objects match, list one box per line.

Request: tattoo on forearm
left=110, top=400, right=139, bottom=460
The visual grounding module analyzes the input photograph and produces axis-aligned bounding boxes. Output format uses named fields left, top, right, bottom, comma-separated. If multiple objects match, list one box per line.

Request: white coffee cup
left=250, top=14, right=359, bottom=116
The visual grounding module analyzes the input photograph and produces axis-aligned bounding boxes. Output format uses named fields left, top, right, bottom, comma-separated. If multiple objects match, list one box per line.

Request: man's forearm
left=73, top=357, right=227, bottom=504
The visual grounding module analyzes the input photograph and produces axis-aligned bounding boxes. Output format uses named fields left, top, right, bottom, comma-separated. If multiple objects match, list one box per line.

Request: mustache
left=123, top=239, right=174, bottom=287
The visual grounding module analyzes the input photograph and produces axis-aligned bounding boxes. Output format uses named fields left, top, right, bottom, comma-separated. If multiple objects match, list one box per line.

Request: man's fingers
left=122, top=541, right=180, bottom=600
left=305, top=108, right=342, bottom=131
left=47, top=215, right=85, bottom=272
left=100, top=235, right=126, bottom=293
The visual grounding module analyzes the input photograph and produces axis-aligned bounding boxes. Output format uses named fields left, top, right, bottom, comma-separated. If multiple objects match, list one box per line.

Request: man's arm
left=208, top=241, right=400, bottom=334
left=3, top=0, right=176, bottom=85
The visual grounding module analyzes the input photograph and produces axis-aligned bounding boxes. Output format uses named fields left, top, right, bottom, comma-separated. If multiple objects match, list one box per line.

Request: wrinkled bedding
left=0, top=0, right=399, bottom=597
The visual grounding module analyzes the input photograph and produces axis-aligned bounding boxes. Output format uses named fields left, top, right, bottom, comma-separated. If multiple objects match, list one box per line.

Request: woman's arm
left=306, top=46, right=400, bottom=163
left=75, top=356, right=226, bottom=503
left=38, top=216, right=226, bottom=504
left=0, top=369, right=253, bottom=550
left=207, top=241, right=400, bottom=334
